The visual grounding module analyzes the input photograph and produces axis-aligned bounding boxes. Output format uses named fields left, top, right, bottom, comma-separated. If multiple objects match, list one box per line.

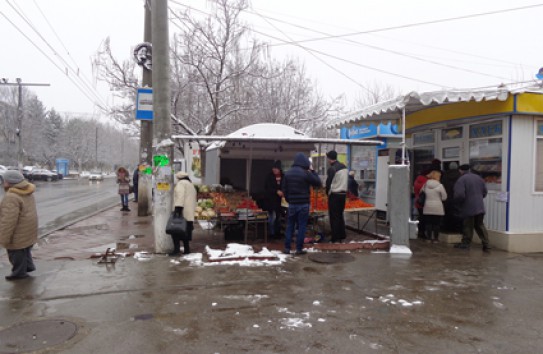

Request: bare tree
left=92, top=37, right=139, bottom=127
left=171, top=0, right=261, bottom=135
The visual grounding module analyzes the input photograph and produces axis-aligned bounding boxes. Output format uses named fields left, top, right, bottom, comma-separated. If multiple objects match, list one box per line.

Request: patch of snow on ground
left=134, top=251, right=152, bottom=261
left=223, top=295, right=269, bottom=304
left=389, top=244, right=412, bottom=254
left=377, top=294, right=423, bottom=307
left=178, top=243, right=289, bottom=267
left=280, top=317, right=312, bottom=330
left=313, top=300, right=321, bottom=306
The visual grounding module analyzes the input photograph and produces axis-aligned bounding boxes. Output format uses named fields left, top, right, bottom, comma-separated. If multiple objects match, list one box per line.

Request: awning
left=327, top=87, right=521, bottom=129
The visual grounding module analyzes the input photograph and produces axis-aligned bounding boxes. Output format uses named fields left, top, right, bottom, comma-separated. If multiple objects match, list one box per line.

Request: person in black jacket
left=264, top=160, right=284, bottom=239
left=348, top=171, right=359, bottom=197
left=133, top=166, right=139, bottom=203
left=282, top=153, right=322, bottom=255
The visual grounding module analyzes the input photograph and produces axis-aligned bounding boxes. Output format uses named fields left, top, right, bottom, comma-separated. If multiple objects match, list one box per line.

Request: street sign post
left=136, top=88, right=153, bottom=120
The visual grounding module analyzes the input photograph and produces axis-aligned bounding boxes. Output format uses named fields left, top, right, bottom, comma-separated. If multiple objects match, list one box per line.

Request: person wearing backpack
left=422, top=170, right=447, bottom=243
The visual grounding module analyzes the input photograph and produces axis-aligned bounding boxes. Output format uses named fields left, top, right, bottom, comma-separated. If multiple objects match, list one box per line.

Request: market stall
left=328, top=86, right=543, bottom=252
left=173, top=123, right=383, bottom=244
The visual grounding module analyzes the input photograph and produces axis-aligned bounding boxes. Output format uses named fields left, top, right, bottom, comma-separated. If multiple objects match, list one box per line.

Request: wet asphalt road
left=0, top=177, right=120, bottom=236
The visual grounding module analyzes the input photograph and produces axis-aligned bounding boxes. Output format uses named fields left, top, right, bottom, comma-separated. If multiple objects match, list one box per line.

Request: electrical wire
left=4, top=0, right=109, bottom=110
left=168, top=2, right=448, bottom=88
left=249, top=3, right=543, bottom=47
left=0, top=10, right=107, bottom=111
left=251, top=8, right=373, bottom=94
left=239, top=7, right=513, bottom=81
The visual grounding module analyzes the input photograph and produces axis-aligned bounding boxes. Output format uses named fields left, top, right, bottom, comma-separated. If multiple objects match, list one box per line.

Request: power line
left=168, top=2, right=448, bottom=88
left=255, top=3, right=543, bottom=47
left=0, top=9, right=107, bottom=111
left=4, top=0, right=109, bottom=110
left=250, top=27, right=449, bottom=88
left=251, top=8, right=373, bottom=94
left=240, top=7, right=512, bottom=81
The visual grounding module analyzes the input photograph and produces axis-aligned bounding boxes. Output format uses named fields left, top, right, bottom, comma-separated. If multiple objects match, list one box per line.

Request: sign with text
left=136, top=88, right=153, bottom=120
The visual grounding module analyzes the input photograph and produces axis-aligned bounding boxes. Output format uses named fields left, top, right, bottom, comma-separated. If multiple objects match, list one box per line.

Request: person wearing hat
left=264, top=160, right=284, bottom=239
left=282, top=152, right=322, bottom=255
left=116, top=167, right=131, bottom=212
left=170, top=171, right=197, bottom=256
left=325, top=150, right=348, bottom=243
left=0, top=170, right=38, bottom=280
left=453, top=164, right=490, bottom=251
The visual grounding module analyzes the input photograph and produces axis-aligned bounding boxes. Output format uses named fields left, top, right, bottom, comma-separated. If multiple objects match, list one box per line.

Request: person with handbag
left=170, top=171, right=197, bottom=256
left=422, top=170, right=447, bottom=243
left=116, top=167, right=131, bottom=212
left=413, top=168, right=431, bottom=240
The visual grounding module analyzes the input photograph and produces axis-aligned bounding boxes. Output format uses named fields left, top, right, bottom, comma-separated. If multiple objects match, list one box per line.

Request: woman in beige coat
left=422, top=170, right=447, bottom=243
left=170, top=171, right=197, bottom=256
left=0, top=171, right=38, bottom=280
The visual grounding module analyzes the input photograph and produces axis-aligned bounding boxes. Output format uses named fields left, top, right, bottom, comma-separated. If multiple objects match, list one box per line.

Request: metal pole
left=402, top=107, right=406, bottom=165
left=138, top=0, right=153, bottom=217
left=95, top=126, right=98, bottom=169
left=16, top=78, right=22, bottom=169
left=152, top=0, right=174, bottom=253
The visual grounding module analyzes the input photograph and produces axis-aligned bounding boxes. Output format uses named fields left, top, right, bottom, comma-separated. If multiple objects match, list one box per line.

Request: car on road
left=89, top=171, right=104, bottom=181
left=31, top=169, right=60, bottom=182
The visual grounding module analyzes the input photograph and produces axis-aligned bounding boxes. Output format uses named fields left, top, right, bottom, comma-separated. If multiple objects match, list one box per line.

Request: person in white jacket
left=170, top=171, right=197, bottom=256
left=422, top=170, right=447, bottom=243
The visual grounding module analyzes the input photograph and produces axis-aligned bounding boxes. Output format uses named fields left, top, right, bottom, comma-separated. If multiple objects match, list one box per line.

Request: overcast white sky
left=2, top=0, right=542, bottom=117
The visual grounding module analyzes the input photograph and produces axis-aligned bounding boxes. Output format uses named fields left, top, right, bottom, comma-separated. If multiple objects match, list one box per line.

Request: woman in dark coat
left=264, top=160, right=284, bottom=239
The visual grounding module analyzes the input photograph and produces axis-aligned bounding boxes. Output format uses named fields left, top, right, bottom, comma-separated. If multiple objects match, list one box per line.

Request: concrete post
left=138, top=0, right=153, bottom=217
left=152, top=0, right=174, bottom=253
left=388, top=165, right=411, bottom=249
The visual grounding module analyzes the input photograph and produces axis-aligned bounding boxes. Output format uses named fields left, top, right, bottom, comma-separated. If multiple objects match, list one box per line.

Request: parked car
left=51, top=170, right=64, bottom=180
left=31, top=169, right=59, bottom=182
left=89, top=171, right=104, bottom=181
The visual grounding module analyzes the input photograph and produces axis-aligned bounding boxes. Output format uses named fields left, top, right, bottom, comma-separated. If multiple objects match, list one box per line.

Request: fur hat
left=449, top=162, right=458, bottom=170
left=176, top=171, right=189, bottom=179
left=4, top=170, right=24, bottom=184
left=326, top=150, right=337, bottom=160
left=349, top=170, right=355, bottom=177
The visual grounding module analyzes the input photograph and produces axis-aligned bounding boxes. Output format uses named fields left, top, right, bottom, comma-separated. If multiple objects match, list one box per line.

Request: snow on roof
left=328, top=86, right=543, bottom=128
left=207, top=123, right=307, bottom=150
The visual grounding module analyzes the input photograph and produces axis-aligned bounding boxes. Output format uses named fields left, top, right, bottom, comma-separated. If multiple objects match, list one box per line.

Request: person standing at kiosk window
left=326, top=150, right=348, bottom=243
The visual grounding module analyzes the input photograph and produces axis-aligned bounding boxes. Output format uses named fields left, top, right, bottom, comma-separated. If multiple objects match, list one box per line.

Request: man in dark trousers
left=0, top=170, right=38, bottom=280
left=453, top=164, right=490, bottom=252
left=282, top=153, right=322, bottom=255
left=133, top=166, right=140, bottom=202
left=325, top=150, right=348, bottom=243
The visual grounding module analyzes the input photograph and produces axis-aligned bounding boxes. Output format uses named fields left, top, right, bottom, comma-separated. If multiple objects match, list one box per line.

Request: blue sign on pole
left=136, top=88, right=153, bottom=120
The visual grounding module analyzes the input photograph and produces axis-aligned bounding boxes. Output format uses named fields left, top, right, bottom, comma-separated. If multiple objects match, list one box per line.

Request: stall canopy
left=327, top=88, right=514, bottom=129
left=172, top=123, right=384, bottom=192
left=325, top=87, right=538, bottom=164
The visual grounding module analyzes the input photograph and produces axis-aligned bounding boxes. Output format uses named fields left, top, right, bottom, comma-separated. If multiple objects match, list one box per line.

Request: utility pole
left=95, top=126, right=98, bottom=169
left=0, top=79, right=50, bottom=169
left=152, top=0, right=174, bottom=253
left=138, top=0, right=153, bottom=217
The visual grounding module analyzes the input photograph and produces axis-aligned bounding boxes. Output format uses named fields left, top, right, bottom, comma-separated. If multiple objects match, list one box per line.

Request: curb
left=37, top=198, right=132, bottom=239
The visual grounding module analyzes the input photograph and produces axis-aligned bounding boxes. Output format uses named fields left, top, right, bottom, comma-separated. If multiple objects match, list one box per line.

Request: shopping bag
left=165, top=212, right=187, bottom=235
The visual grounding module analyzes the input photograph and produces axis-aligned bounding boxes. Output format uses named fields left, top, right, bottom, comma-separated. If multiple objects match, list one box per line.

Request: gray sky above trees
left=2, top=0, right=542, bottom=116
